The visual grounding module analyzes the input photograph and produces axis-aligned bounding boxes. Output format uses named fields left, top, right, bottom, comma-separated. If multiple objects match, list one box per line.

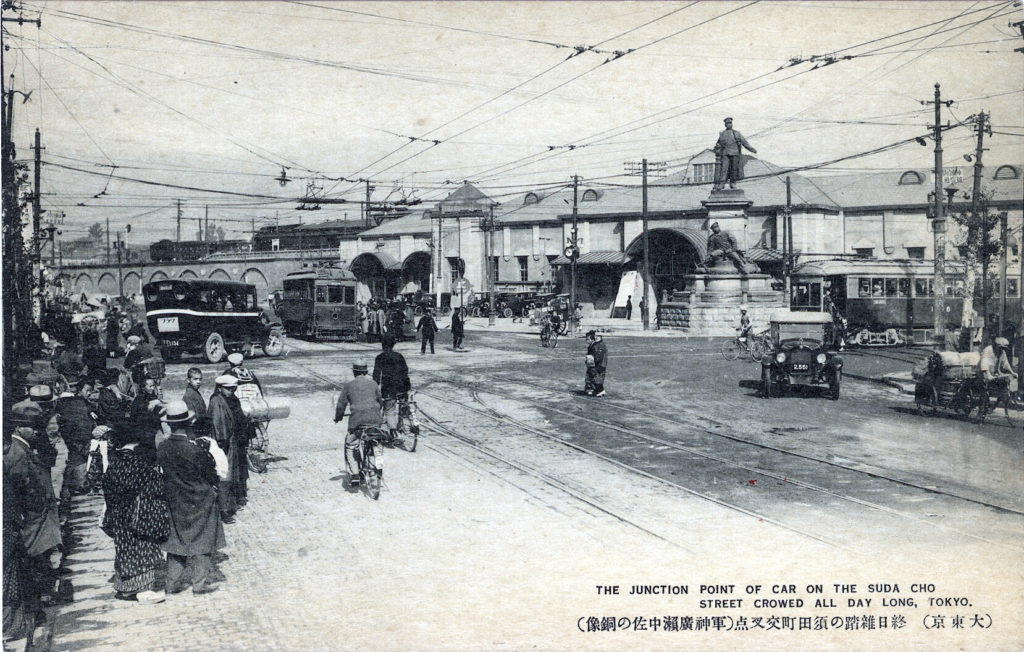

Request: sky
left=4, top=1, right=1023, bottom=244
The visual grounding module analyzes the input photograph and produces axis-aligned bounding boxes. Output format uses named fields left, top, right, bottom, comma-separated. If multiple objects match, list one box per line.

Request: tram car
left=790, top=259, right=969, bottom=346
left=277, top=266, right=361, bottom=340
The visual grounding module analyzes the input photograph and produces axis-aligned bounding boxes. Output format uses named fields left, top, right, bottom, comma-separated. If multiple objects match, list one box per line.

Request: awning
left=350, top=251, right=402, bottom=271
left=550, top=250, right=627, bottom=266
left=745, top=246, right=790, bottom=262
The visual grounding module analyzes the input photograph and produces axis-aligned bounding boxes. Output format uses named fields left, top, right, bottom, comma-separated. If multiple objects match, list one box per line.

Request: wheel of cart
left=236, top=384, right=290, bottom=474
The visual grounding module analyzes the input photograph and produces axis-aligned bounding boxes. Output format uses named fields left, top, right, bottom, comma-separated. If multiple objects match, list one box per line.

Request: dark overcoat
left=157, top=434, right=225, bottom=556
left=3, top=434, right=61, bottom=557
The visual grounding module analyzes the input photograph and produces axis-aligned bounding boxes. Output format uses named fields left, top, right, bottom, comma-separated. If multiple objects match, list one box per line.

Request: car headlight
left=816, top=353, right=827, bottom=364
left=775, top=352, right=786, bottom=364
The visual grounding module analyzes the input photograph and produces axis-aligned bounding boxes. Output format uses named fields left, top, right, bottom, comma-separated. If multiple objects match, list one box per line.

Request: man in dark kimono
left=157, top=401, right=224, bottom=596
left=5, top=404, right=63, bottom=621
left=207, top=375, right=238, bottom=522
left=222, top=378, right=250, bottom=508
left=182, top=368, right=207, bottom=423
left=55, top=379, right=95, bottom=504
left=585, top=331, right=608, bottom=397
left=450, top=308, right=465, bottom=351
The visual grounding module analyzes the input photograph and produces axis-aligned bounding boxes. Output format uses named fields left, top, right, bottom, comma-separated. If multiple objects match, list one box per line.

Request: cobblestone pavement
left=44, top=334, right=1024, bottom=650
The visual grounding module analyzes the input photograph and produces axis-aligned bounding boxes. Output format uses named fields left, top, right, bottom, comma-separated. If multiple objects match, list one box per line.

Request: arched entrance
left=350, top=251, right=400, bottom=299
left=149, top=271, right=169, bottom=283
left=241, top=268, right=269, bottom=296
left=74, top=273, right=94, bottom=293
left=123, top=272, right=142, bottom=295
left=624, top=228, right=706, bottom=301
left=208, top=268, right=231, bottom=280
left=399, top=251, right=431, bottom=295
left=97, top=273, right=118, bottom=295
left=179, top=269, right=198, bottom=279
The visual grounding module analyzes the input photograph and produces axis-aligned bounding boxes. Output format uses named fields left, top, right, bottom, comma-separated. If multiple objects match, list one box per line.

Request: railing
left=198, top=248, right=340, bottom=262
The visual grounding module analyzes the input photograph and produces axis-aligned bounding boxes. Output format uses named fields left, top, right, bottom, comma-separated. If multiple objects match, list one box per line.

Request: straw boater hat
left=352, top=358, right=368, bottom=373
left=162, top=400, right=194, bottom=425
left=126, top=335, right=142, bottom=344
left=227, top=352, right=244, bottom=366
left=11, top=401, right=43, bottom=426
left=214, top=375, right=239, bottom=388
left=29, top=385, right=54, bottom=402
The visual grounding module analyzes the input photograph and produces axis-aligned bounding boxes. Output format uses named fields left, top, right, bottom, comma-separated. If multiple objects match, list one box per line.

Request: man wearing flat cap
left=157, top=401, right=225, bottom=596
left=713, top=117, right=757, bottom=190
left=333, top=359, right=382, bottom=487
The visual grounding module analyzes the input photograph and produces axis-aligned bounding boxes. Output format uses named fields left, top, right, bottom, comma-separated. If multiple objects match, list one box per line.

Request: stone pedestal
left=656, top=188, right=786, bottom=335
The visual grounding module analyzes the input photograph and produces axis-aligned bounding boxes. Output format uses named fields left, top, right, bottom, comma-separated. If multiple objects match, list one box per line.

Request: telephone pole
left=924, top=83, right=952, bottom=350
left=32, top=128, right=44, bottom=320
left=569, top=175, right=579, bottom=335
left=969, top=111, right=990, bottom=340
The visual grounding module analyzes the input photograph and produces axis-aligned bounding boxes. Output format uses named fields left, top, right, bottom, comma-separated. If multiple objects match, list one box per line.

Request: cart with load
left=913, top=351, right=981, bottom=417
left=235, top=381, right=291, bottom=473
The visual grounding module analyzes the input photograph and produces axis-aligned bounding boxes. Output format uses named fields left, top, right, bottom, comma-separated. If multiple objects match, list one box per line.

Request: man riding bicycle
left=977, top=337, right=1018, bottom=412
left=372, top=335, right=411, bottom=440
left=334, top=359, right=383, bottom=487
left=737, top=306, right=752, bottom=343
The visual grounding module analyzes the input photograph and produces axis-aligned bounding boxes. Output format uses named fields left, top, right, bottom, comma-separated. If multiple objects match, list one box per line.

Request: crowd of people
left=3, top=327, right=266, bottom=643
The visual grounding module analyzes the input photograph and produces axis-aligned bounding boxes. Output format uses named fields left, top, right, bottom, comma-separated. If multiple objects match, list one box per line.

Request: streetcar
left=277, top=266, right=361, bottom=340
left=788, top=258, right=1024, bottom=346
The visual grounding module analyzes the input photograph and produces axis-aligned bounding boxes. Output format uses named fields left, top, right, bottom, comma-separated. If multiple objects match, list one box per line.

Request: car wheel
left=204, top=332, right=225, bottom=363
left=502, top=307, right=513, bottom=318
left=828, top=370, right=841, bottom=400
left=262, top=329, right=284, bottom=357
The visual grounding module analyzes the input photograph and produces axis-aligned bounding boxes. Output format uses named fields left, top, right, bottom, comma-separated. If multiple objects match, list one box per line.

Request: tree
left=948, top=190, right=1002, bottom=348
left=88, top=221, right=104, bottom=240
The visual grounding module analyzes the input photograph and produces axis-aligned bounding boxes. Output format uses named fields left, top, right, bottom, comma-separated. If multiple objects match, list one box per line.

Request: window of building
left=906, top=247, right=925, bottom=259
left=854, top=247, right=874, bottom=258
left=692, top=163, right=715, bottom=184
left=581, top=189, right=599, bottom=201
left=994, top=165, right=1021, bottom=180
left=898, top=170, right=923, bottom=185
left=447, top=257, right=464, bottom=285
left=523, top=193, right=539, bottom=205
left=517, top=256, right=529, bottom=282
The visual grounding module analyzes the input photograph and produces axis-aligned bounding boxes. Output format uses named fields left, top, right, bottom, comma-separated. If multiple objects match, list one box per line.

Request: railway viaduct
left=55, top=249, right=340, bottom=300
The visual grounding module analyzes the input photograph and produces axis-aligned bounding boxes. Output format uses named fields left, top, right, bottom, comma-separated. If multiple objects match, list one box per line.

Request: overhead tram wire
left=313, top=3, right=696, bottom=200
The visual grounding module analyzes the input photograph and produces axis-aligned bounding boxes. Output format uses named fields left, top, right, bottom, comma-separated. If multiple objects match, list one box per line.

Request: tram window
left=1009, top=280, right=1019, bottom=297
left=328, top=285, right=344, bottom=303
left=897, top=279, right=910, bottom=297
left=344, top=287, right=355, bottom=304
left=791, top=282, right=820, bottom=309
left=316, top=287, right=328, bottom=302
left=872, top=279, right=884, bottom=297
left=858, top=279, right=871, bottom=297
left=885, top=278, right=898, bottom=297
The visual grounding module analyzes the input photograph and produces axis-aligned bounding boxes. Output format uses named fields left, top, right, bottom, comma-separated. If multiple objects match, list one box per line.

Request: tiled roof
left=811, top=165, right=1023, bottom=209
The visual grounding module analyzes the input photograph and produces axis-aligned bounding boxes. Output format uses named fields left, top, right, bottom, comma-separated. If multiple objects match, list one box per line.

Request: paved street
left=46, top=327, right=1024, bottom=650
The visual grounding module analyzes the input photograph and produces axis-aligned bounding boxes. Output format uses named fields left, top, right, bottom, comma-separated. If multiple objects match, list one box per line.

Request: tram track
left=278, top=338, right=1024, bottom=551
left=272, top=343, right=713, bottom=553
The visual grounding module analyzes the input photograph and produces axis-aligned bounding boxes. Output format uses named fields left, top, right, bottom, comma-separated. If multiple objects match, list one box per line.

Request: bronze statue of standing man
left=713, top=117, right=757, bottom=190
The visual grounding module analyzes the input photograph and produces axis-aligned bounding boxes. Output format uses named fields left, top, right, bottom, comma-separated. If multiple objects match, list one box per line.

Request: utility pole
left=570, top=175, right=579, bottom=335
left=32, top=128, right=44, bottom=321
left=106, top=216, right=111, bottom=263
left=176, top=198, right=182, bottom=244
left=366, top=180, right=374, bottom=227
left=997, top=211, right=1007, bottom=336
left=204, top=205, right=210, bottom=255
left=969, top=111, right=990, bottom=342
left=485, top=204, right=497, bottom=326
left=784, top=177, right=793, bottom=301
left=924, top=83, right=952, bottom=350
left=436, top=207, right=444, bottom=308
left=115, top=233, right=124, bottom=298
left=641, top=160, right=651, bottom=330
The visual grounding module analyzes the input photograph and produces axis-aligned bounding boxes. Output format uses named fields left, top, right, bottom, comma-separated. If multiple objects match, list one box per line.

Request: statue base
left=657, top=272, right=786, bottom=336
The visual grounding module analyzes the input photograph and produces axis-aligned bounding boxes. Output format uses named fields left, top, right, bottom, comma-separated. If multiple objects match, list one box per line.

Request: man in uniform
left=713, top=117, right=757, bottom=190
left=703, top=222, right=750, bottom=274
left=416, top=308, right=439, bottom=354
left=334, top=359, right=383, bottom=487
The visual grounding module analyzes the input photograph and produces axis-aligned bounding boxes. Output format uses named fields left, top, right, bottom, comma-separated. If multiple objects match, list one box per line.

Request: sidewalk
left=462, top=315, right=699, bottom=338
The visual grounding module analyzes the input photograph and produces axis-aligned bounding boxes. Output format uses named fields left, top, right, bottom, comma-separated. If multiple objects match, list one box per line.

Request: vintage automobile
left=143, top=279, right=284, bottom=363
left=760, top=311, right=843, bottom=400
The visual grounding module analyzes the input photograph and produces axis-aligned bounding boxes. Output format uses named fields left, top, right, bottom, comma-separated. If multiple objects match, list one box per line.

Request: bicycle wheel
left=401, top=420, right=418, bottom=453
left=721, top=338, right=741, bottom=361
left=550, top=330, right=559, bottom=348
left=540, top=329, right=550, bottom=348
left=361, top=443, right=381, bottom=500
left=749, top=338, right=766, bottom=363
left=247, top=422, right=269, bottom=474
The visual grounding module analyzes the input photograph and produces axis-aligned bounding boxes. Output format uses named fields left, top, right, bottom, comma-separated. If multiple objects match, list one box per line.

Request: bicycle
left=384, top=391, right=420, bottom=452
left=540, top=322, right=559, bottom=348
left=976, top=376, right=1020, bottom=426
left=352, top=424, right=388, bottom=500
left=721, top=330, right=767, bottom=362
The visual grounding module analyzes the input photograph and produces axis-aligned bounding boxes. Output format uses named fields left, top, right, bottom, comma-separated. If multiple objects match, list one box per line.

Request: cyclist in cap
left=334, top=358, right=382, bottom=487
left=737, top=306, right=752, bottom=342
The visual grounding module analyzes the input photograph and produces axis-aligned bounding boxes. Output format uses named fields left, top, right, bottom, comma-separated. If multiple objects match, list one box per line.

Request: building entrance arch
left=400, top=251, right=431, bottom=295
left=351, top=251, right=400, bottom=299
left=624, top=228, right=706, bottom=300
